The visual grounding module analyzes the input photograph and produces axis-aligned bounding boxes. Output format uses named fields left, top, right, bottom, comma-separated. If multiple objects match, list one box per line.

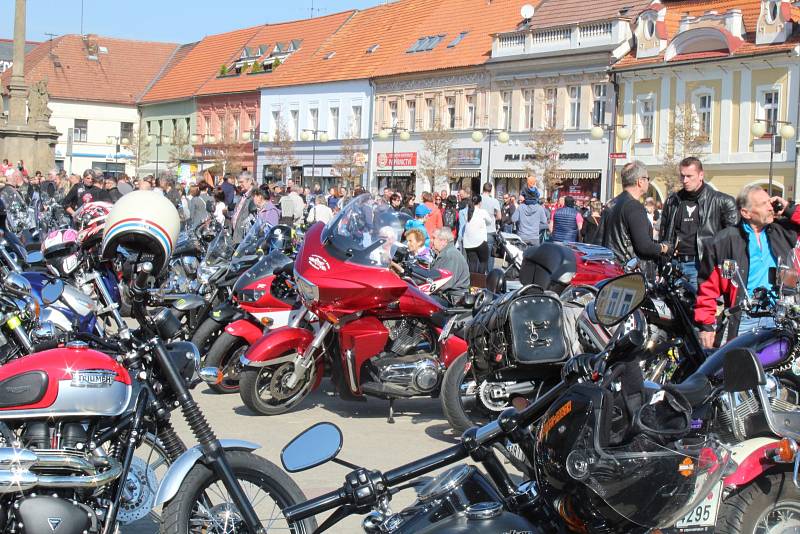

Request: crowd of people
left=0, top=154, right=794, bottom=351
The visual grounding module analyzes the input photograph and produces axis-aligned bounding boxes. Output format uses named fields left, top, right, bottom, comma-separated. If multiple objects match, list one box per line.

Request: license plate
left=673, top=481, right=723, bottom=531
left=439, top=316, right=457, bottom=342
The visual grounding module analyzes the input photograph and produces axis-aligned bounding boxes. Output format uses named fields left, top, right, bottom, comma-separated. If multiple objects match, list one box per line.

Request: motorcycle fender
left=240, top=326, right=314, bottom=368
left=224, top=319, right=263, bottom=345
left=723, top=437, right=781, bottom=488
left=153, top=439, right=260, bottom=507
left=209, top=303, right=239, bottom=324
left=169, top=294, right=205, bottom=312
left=441, top=335, right=468, bottom=368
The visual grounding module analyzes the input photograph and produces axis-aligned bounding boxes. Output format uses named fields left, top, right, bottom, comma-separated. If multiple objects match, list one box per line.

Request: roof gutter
left=612, top=47, right=800, bottom=73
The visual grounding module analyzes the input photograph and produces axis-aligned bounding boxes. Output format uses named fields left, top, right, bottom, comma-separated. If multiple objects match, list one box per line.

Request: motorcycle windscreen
left=233, top=251, right=291, bottom=293
left=575, top=435, right=730, bottom=528
left=202, top=229, right=234, bottom=267
left=507, top=294, right=568, bottom=364
left=233, top=218, right=271, bottom=260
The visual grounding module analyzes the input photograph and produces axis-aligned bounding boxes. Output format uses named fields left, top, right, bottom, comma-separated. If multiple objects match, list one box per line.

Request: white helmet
left=101, top=190, right=180, bottom=274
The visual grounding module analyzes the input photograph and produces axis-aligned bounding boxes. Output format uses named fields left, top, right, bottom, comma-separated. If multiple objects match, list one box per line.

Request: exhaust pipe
left=0, top=448, right=123, bottom=493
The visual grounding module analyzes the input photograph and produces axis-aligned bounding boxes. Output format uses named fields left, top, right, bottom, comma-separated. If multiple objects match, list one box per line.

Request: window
left=766, top=0, right=779, bottom=23
left=351, top=105, right=362, bottom=137
left=204, top=116, right=211, bottom=137
left=271, top=111, right=280, bottom=138
left=389, top=101, right=398, bottom=127
left=120, top=122, right=133, bottom=142
left=74, top=119, right=88, bottom=142
left=425, top=98, right=435, bottom=130
left=233, top=114, right=240, bottom=140
left=446, top=97, right=456, bottom=129
left=465, top=95, right=475, bottom=129
left=171, top=118, right=178, bottom=136
left=544, top=88, right=556, bottom=128
left=761, top=90, right=780, bottom=127
left=643, top=17, right=656, bottom=39
left=406, top=100, right=416, bottom=131
left=568, top=86, right=581, bottom=130
left=447, top=32, right=468, bottom=48
left=329, top=107, right=339, bottom=140
left=247, top=113, right=255, bottom=131
left=696, top=93, right=712, bottom=139
left=366, top=44, right=379, bottom=54
left=592, top=84, right=607, bottom=126
left=309, top=107, right=319, bottom=132
left=638, top=97, right=654, bottom=142
left=184, top=117, right=191, bottom=136
left=147, top=121, right=153, bottom=136
left=523, top=89, right=534, bottom=130
left=215, top=115, right=222, bottom=136
left=407, top=35, right=445, bottom=53
left=290, top=109, right=299, bottom=140
left=501, top=91, right=511, bottom=130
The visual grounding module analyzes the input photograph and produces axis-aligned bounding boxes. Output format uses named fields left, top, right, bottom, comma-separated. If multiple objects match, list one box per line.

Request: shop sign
left=504, top=152, right=589, bottom=162
left=377, top=152, right=417, bottom=168
left=609, top=152, right=627, bottom=160
left=303, top=166, right=336, bottom=177
left=447, top=148, right=482, bottom=166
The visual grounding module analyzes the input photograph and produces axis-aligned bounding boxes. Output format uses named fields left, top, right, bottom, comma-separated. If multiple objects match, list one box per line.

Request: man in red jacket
left=696, top=185, right=799, bottom=347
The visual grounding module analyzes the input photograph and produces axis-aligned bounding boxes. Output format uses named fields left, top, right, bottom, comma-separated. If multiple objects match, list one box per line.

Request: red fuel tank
left=0, top=343, right=132, bottom=418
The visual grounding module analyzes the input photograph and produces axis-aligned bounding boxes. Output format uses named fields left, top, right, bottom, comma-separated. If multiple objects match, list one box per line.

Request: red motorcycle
left=237, top=195, right=470, bottom=421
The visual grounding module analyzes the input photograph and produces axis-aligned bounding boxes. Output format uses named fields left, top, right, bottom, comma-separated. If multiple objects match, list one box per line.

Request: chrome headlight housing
left=294, top=270, right=319, bottom=304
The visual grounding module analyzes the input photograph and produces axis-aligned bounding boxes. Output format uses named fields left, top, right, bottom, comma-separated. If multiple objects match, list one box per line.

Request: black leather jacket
left=601, top=191, right=663, bottom=263
left=659, top=185, right=738, bottom=261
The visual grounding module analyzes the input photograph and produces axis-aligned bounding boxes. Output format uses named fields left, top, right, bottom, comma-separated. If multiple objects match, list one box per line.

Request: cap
left=415, top=204, right=432, bottom=217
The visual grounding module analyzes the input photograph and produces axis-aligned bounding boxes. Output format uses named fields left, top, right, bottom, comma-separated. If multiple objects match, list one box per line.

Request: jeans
left=486, top=232, right=496, bottom=274
left=738, top=313, right=776, bottom=335
left=678, top=260, right=700, bottom=292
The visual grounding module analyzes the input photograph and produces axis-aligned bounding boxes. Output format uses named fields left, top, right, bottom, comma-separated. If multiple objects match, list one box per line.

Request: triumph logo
left=71, top=370, right=117, bottom=388
left=47, top=517, right=62, bottom=531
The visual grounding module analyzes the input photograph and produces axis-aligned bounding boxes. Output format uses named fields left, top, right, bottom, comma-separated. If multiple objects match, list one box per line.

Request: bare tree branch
left=659, top=103, right=708, bottom=193
left=419, top=120, right=455, bottom=193
left=332, top=134, right=363, bottom=190
left=526, top=126, right=565, bottom=196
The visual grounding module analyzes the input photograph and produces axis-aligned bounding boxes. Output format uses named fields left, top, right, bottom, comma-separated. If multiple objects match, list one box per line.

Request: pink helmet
left=42, top=228, right=80, bottom=276
left=75, top=201, right=114, bottom=249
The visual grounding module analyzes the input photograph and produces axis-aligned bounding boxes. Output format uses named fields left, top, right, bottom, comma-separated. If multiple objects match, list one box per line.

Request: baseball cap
left=415, top=204, right=432, bottom=217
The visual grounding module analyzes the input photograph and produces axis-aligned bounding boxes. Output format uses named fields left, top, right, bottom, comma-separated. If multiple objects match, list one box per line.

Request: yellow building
left=612, top=0, right=800, bottom=201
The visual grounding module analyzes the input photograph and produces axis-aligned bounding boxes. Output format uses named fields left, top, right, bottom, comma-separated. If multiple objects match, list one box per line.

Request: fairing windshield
left=233, top=218, right=271, bottom=260
left=233, top=250, right=292, bottom=293
left=321, top=194, right=411, bottom=268
left=202, top=229, right=234, bottom=267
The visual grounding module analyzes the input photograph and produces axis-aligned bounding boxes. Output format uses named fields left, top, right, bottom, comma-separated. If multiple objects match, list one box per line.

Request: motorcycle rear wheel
left=239, top=354, right=315, bottom=416
left=192, top=317, right=226, bottom=361
left=205, top=332, right=247, bottom=394
left=715, top=470, right=800, bottom=533
left=441, top=353, right=499, bottom=435
left=160, top=450, right=316, bottom=534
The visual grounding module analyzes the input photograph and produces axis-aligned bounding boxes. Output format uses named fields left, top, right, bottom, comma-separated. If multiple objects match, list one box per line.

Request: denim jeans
left=738, top=313, right=776, bottom=335
left=486, top=232, right=496, bottom=274
left=678, top=260, right=700, bottom=293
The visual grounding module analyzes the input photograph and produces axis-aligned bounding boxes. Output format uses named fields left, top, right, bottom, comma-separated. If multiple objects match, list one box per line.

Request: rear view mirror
left=721, top=259, right=739, bottom=280
left=41, top=278, right=65, bottom=306
left=594, top=273, right=647, bottom=327
left=722, top=348, right=766, bottom=393
left=281, top=422, right=343, bottom=473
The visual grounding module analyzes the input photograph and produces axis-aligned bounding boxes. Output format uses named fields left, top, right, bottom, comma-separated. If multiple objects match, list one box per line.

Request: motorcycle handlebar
left=132, top=262, right=153, bottom=293
left=285, top=489, right=347, bottom=523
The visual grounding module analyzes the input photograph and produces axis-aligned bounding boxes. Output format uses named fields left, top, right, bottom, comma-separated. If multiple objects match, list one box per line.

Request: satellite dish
left=521, top=3, right=535, bottom=20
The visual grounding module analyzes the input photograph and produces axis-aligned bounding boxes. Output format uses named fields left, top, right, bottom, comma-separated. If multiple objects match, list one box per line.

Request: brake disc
left=117, top=456, right=158, bottom=524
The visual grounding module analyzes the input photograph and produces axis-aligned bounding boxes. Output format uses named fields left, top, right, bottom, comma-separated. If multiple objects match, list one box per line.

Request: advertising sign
left=377, top=152, right=417, bottom=168
left=447, top=148, right=482, bottom=166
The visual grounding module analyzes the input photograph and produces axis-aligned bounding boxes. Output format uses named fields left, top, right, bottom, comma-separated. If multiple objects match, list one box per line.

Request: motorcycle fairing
left=722, top=437, right=781, bottom=487
left=241, top=326, right=315, bottom=366
left=208, top=302, right=241, bottom=324
left=339, top=317, right=390, bottom=392
left=225, top=319, right=264, bottom=345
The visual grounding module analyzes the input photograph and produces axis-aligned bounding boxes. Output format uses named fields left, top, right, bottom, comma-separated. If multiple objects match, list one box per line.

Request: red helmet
left=75, top=201, right=114, bottom=249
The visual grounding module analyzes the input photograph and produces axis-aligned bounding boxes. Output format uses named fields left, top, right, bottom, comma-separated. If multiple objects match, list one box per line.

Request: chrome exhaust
left=0, top=448, right=123, bottom=493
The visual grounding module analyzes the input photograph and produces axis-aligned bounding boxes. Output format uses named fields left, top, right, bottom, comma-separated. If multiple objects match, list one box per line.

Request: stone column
left=7, top=0, right=28, bottom=125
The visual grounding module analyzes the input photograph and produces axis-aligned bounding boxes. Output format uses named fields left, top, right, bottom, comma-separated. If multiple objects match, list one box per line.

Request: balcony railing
left=492, top=19, right=627, bottom=58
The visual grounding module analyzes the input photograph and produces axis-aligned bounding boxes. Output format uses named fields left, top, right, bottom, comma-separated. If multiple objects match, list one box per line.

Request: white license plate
left=674, top=481, right=723, bottom=530
left=439, top=316, right=457, bottom=342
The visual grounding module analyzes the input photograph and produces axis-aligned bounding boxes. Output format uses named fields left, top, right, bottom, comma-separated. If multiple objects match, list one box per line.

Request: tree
left=419, top=120, right=455, bottom=192
left=132, top=123, right=151, bottom=176
left=168, top=123, right=192, bottom=168
left=526, top=126, right=565, bottom=197
left=208, top=118, right=244, bottom=177
left=265, top=114, right=298, bottom=182
left=332, top=135, right=363, bottom=189
left=659, top=103, right=709, bottom=193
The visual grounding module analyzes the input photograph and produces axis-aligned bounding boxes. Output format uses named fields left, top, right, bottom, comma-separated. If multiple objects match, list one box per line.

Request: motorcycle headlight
left=294, top=271, right=319, bottom=304
left=181, top=256, right=199, bottom=276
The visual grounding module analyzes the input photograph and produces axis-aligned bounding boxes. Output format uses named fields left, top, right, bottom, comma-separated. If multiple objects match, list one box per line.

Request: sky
left=2, top=0, right=388, bottom=43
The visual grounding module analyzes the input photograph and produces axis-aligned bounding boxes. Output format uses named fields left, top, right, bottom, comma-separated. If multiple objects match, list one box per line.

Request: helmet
left=267, top=225, right=294, bottom=255
left=75, top=201, right=113, bottom=249
left=42, top=229, right=79, bottom=276
left=101, top=190, right=180, bottom=275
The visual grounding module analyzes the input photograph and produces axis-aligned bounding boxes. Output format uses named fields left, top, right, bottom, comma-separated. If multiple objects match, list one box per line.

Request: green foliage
left=272, top=58, right=281, bottom=70
left=219, top=64, right=228, bottom=76
left=250, top=61, right=264, bottom=73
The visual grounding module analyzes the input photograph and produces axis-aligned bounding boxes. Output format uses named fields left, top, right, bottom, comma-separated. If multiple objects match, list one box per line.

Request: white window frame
left=465, top=95, right=475, bottom=129
left=425, top=97, right=435, bottom=130
left=329, top=106, right=339, bottom=140
left=636, top=95, right=655, bottom=144
left=271, top=110, right=280, bottom=139
left=233, top=114, right=240, bottom=140
left=692, top=89, right=713, bottom=142
left=309, top=107, right=319, bottom=132
left=351, top=104, right=362, bottom=137
left=543, top=88, right=557, bottom=128
left=446, top=96, right=456, bottom=129
left=592, top=84, right=607, bottom=126
left=406, top=99, right=416, bottom=132
left=754, top=84, right=782, bottom=152
left=523, top=89, right=534, bottom=131
left=74, top=119, right=88, bottom=142
left=501, top=91, right=512, bottom=131
left=290, top=109, right=299, bottom=140
left=568, top=86, right=581, bottom=130
left=389, top=100, right=398, bottom=127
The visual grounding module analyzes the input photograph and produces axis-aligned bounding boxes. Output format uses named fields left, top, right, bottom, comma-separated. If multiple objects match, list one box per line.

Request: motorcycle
left=237, top=194, right=471, bottom=421
left=276, top=273, right=744, bottom=534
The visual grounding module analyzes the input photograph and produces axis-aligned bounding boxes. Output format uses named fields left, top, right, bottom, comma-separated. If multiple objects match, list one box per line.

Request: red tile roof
left=530, top=0, right=652, bottom=27
left=1, top=35, right=179, bottom=105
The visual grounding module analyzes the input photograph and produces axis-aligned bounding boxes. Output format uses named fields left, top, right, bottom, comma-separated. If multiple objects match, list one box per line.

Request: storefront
left=552, top=170, right=602, bottom=202
left=375, top=152, right=417, bottom=195
left=447, top=148, right=483, bottom=194
left=492, top=170, right=528, bottom=198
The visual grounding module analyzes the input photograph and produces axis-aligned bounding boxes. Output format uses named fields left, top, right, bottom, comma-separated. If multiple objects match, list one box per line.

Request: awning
left=553, top=170, right=602, bottom=181
left=375, top=170, right=414, bottom=178
left=448, top=169, right=481, bottom=179
left=492, top=170, right=528, bottom=179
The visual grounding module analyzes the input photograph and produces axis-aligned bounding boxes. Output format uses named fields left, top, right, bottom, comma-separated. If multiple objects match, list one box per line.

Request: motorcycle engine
left=716, top=375, right=800, bottom=442
left=372, top=320, right=441, bottom=395
left=385, top=319, right=431, bottom=355
left=15, top=496, right=94, bottom=534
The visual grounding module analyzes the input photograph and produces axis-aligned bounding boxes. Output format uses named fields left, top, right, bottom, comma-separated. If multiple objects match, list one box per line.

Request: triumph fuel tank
left=0, top=344, right=132, bottom=418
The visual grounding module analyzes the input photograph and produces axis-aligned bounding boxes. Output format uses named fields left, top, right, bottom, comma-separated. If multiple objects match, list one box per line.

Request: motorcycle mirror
left=776, top=266, right=799, bottom=290
left=3, top=272, right=32, bottom=297
left=721, top=259, right=739, bottom=280
left=281, top=422, right=343, bottom=473
left=722, top=348, right=766, bottom=393
left=594, top=273, right=647, bottom=327
left=26, top=250, right=43, bottom=265
left=41, top=278, right=65, bottom=306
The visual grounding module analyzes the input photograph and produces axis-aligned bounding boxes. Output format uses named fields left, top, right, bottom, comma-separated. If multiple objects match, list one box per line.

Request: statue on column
left=27, top=79, right=52, bottom=124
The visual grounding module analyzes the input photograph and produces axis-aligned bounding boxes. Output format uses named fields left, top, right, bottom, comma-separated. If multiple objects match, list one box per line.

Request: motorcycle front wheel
left=239, top=353, right=315, bottom=416
left=205, top=332, right=248, bottom=394
left=160, top=451, right=316, bottom=533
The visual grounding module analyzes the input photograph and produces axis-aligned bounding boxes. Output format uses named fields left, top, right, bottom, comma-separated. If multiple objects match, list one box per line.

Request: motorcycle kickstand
left=388, top=398, right=395, bottom=424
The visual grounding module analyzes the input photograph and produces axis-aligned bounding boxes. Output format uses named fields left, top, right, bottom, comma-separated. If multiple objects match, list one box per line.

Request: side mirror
left=594, top=273, right=647, bottom=327
left=722, top=348, right=766, bottom=393
left=721, top=259, right=739, bottom=280
left=281, top=422, right=343, bottom=473
left=3, top=272, right=32, bottom=296
left=41, top=278, right=65, bottom=306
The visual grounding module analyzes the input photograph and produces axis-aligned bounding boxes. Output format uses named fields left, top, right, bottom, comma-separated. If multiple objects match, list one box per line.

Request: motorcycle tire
left=715, top=469, right=800, bottom=533
left=239, top=354, right=314, bottom=416
left=441, top=353, right=494, bottom=435
left=204, top=332, right=248, bottom=394
left=191, top=317, right=226, bottom=361
left=160, top=450, right=316, bottom=534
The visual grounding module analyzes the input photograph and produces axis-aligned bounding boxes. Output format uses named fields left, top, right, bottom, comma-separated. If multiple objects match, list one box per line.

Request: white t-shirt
left=481, top=194, right=501, bottom=233
left=213, top=202, right=226, bottom=224
left=463, top=207, right=494, bottom=249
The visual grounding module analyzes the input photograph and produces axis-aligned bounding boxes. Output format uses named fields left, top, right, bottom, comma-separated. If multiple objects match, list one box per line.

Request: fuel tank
left=0, top=344, right=132, bottom=419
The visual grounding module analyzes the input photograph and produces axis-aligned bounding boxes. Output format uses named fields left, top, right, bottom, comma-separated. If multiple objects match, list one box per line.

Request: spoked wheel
left=205, top=333, right=248, bottom=394
left=239, top=354, right=315, bottom=416
left=717, top=471, right=800, bottom=534
left=160, top=451, right=316, bottom=533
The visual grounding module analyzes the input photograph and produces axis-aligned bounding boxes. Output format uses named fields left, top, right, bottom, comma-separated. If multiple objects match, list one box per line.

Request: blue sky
left=2, top=0, right=387, bottom=43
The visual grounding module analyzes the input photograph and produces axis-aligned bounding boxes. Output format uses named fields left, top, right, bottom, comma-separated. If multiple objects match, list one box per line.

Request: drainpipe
left=367, top=79, right=377, bottom=193
left=608, top=71, right=622, bottom=202
left=794, top=48, right=800, bottom=201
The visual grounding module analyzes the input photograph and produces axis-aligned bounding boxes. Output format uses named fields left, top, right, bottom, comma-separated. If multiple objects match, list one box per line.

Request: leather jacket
left=659, top=185, right=738, bottom=261
left=600, top=191, right=662, bottom=263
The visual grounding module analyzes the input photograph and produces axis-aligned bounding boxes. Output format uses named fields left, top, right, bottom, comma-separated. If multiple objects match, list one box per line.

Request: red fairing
left=240, top=275, right=291, bottom=310
left=224, top=320, right=264, bottom=345
left=724, top=441, right=780, bottom=487
left=398, top=286, right=444, bottom=317
left=441, top=336, right=468, bottom=367
left=0, top=347, right=130, bottom=412
left=572, top=254, right=624, bottom=286
left=339, top=317, right=390, bottom=390
left=244, top=326, right=315, bottom=363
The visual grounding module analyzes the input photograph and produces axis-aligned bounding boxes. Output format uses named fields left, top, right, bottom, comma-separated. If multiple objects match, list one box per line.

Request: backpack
left=442, top=206, right=457, bottom=230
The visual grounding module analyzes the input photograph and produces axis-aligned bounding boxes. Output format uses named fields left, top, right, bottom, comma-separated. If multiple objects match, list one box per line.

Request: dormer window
left=644, top=17, right=656, bottom=40
left=766, top=0, right=780, bottom=23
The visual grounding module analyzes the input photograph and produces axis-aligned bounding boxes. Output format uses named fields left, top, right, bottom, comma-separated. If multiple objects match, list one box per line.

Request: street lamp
left=300, top=128, right=329, bottom=186
left=378, top=123, right=411, bottom=183
left=471, top=128, right=509, bottom=192
left=147, top=133, right=171, bottom=182
left=243, top=129, right=271, bottom=182
left=750, top=118, right=796, bottom=196
left=190, top=133, right=217, bottom=176
left=591, top=123, right=632, bottom=200
left=106, top=135, right=130, bottom=178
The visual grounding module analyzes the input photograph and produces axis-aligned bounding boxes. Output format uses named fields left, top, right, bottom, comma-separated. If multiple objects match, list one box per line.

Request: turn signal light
left=324, top=312, right=340, bottom=325
left=260, top=317, right=274, bottom=327
left=777, top=438, right=797, bottom=463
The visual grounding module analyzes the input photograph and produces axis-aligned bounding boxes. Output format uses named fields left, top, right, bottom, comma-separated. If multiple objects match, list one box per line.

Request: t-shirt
left=676, top=199, right=700, bottom=256
left=481, top=194, right=501, bottom=233
left=743, top=222, right=777, bottom=297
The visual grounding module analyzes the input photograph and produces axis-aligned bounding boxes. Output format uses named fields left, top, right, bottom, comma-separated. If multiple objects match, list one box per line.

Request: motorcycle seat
left=669, top=373, right=712, bottom=408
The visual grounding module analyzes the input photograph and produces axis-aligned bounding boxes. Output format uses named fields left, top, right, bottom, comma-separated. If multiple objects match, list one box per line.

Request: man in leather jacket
left=602, top=160, right=671, bottom=264
left=659, top=157, right=737, bottom=290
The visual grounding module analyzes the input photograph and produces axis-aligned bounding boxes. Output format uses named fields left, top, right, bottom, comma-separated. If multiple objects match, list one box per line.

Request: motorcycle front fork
left=285, top=320, right=332, bottom=389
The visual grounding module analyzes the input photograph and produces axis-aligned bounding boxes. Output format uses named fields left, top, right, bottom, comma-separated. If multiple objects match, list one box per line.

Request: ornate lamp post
left=243, top=129, right=270, bottom=183
left=378, top=123, right=411, bottom=183
left=105, top=135, right=130, bottom=178
left=190, top=133, right=216, bottom=177
left=750, top=119, right=796, bottom=196
left=471, top=128, right=509, bottom=192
